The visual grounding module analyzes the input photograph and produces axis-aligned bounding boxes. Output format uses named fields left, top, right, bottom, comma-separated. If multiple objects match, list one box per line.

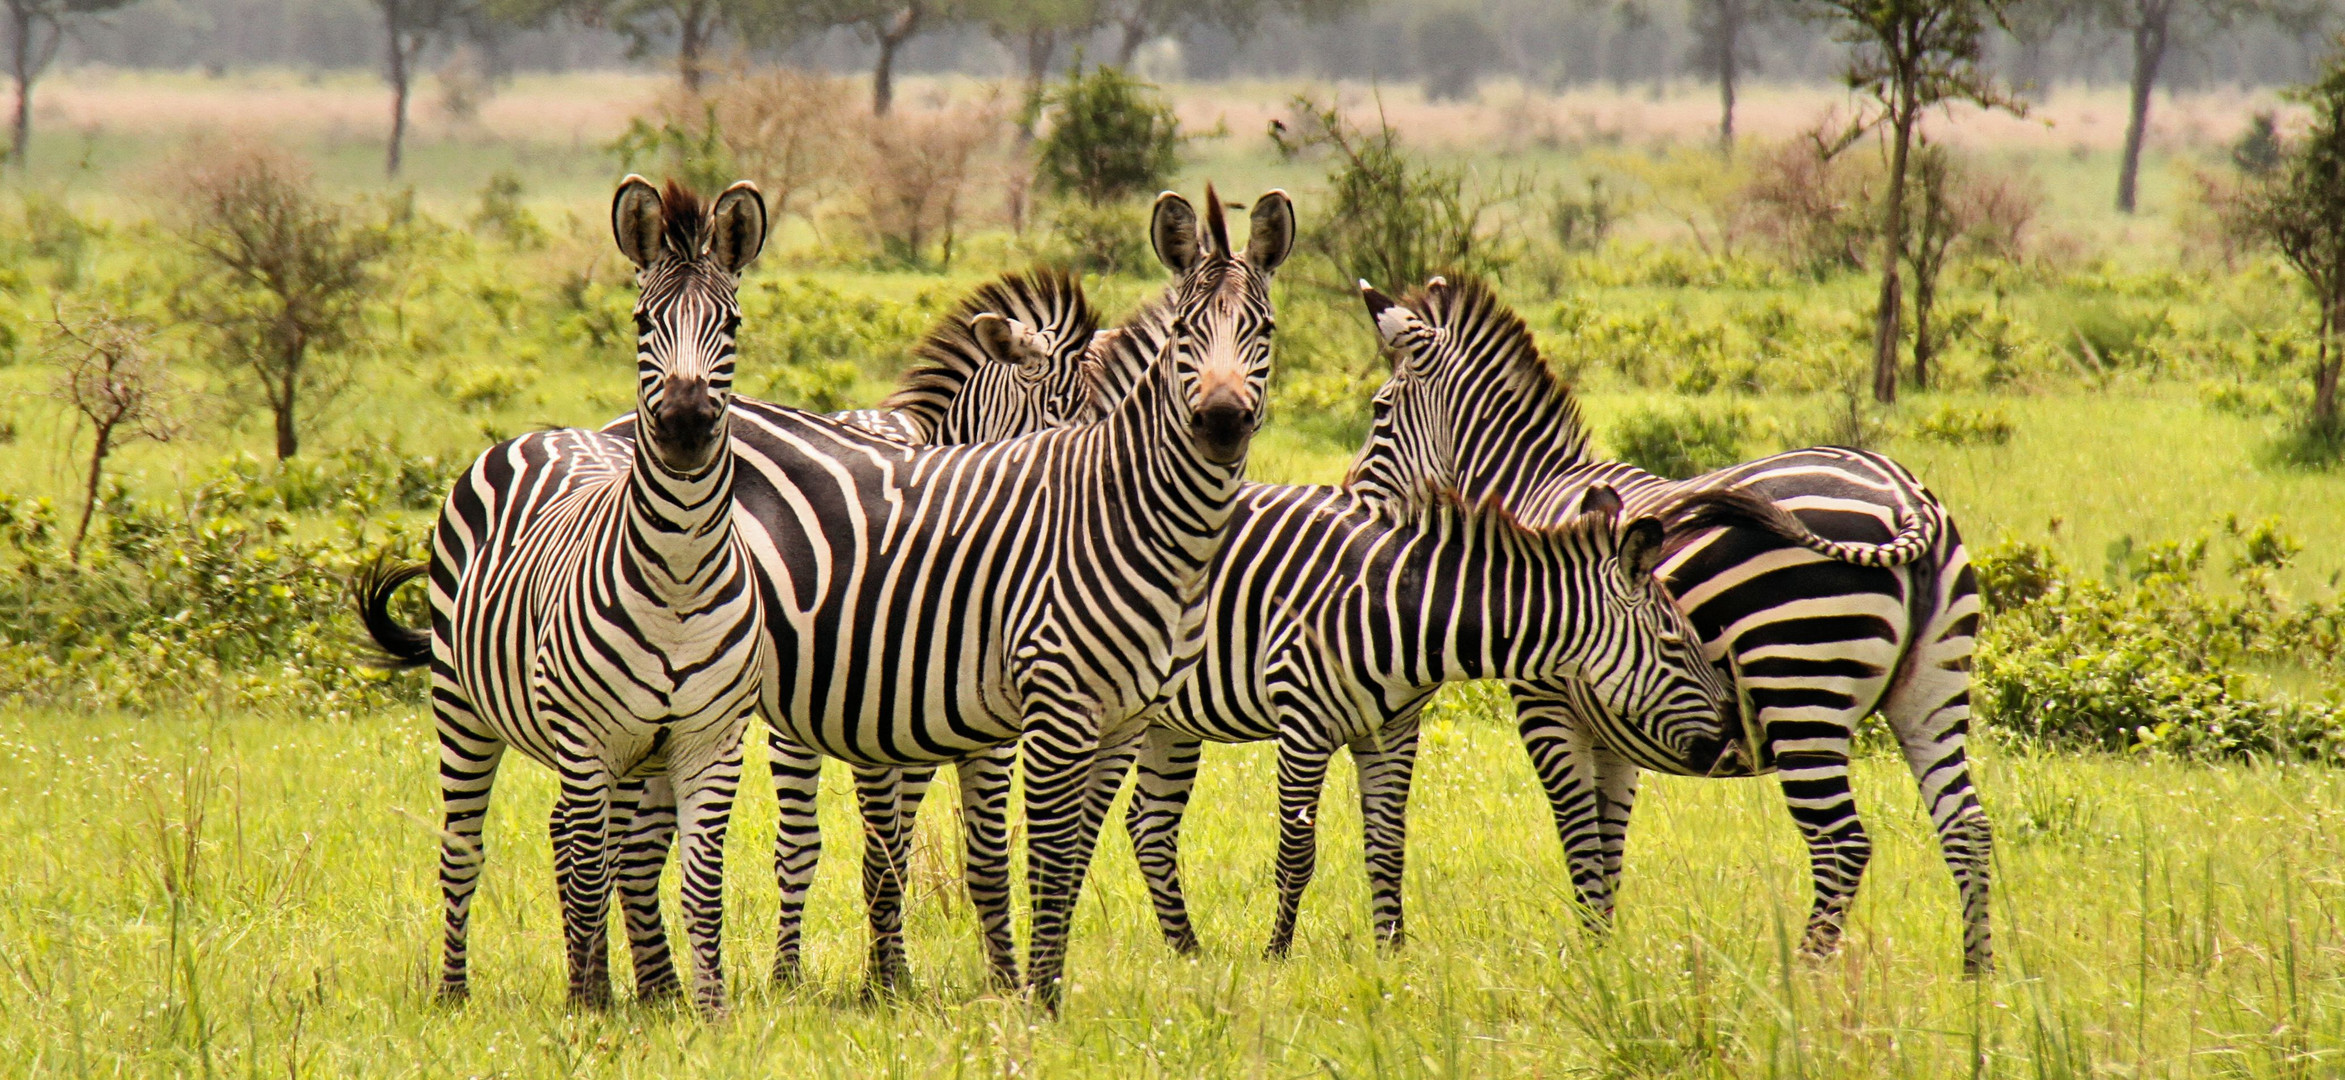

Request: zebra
left=622, top=185, right=1294, bottom=1010
left=355, top=176, right=770, bottom=1015
left=1344, top=275, right=1992, bottom=974
left=600, top=270, right=1100, bottom=994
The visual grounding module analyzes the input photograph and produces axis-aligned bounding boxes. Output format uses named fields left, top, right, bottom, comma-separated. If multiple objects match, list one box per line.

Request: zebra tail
left=352, top=556, right=432, bottom=669
left=1658, top=485, right=1942, bottom=569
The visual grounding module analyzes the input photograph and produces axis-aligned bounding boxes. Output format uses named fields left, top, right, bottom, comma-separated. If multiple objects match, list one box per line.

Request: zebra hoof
left=771, top=958, right=804, bottom=987
left=634, top=979, right=683, bottom=1006
left=569, top=985, right=614, bottom=1012
left=987, top=963, right=1021, bottom=991
left=434, top=983, right=471, bottom=1007
left=1963, top=955, right=1995, bottom=979
left=1262, top=941, right=1293, bottom=962
left=1166, top=930, right=1201, bottom=956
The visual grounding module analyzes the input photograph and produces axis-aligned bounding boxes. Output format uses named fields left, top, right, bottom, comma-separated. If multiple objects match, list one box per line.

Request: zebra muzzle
left=1191, top=386, right=1254, bottom=465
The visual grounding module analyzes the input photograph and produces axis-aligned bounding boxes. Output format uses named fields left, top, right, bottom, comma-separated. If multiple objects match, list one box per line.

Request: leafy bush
left=1973, top=527, right=2345, bottom=763
left=1043, top=198, right=1154, bottom=276
left=1607, top=403, right=1752, bottom=479
left=1271, top=94, right=1516, bottom=291
left=1912, top=404, right=2014, bottom=445
left=1032, top=64, right=1182, bottom=208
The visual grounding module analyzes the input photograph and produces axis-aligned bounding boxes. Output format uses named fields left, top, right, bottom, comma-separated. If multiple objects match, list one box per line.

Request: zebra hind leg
left=1879, top=619, right=1993, bottom=974
left=433, top=689, right=505, bottom=1003
left=610, top=776, right=682, bottom=1003
left=1124, top=727, right=1205, bottom=954
left=1264, top=736, right=1336, bottom=960
left=1351, top=712, right=1422, bottom=952
left=1590, top=743, right=1642, bottom=920
left=768, top=728, right=822, bottom=986
left=549, top=760, right=621, bottom=1009
left=672, top=738, right=745, bottom=1017
left=854, top=764, right=933, bottom=998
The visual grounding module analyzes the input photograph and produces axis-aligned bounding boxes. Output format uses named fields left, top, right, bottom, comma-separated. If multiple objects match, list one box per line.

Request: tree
left=2098, top=0, right=2270, bottom=213
left=171, top=146, right=397, bottom=461
left=1904, top=142, right=2039, bottom=387
left=47, top=305, right=180, bottom=563
left=2233, top=45, right=2345, bottom=448
left=376, top=0, right=482, bottom=176
left=1034, top=63, right=1181, bottom=206
left=1688, top=0, right=1779, bottom=153
left=1100, top=0, right=1360, bottom=68
left=813, top=0, right=940, bottom=116
left=1807, top=0, right=2021, bottom=403
left=2, top=0, right=138, bottom=169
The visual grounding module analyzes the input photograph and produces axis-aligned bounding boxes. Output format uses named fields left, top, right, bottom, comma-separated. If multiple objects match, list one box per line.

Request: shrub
left=1973, top=527, right=2345, bottom=763
left=1911, top=404, right=2013, bottom=445
left=860, top=101, right=1002, bottom=270
left=1607, top=403, right=1752, bottom=479
left=470, top=171, right=546, bottom=249
left=1032, top=63, right=1182, bottom=208
left=1548, top=176, right=1620, bottom=254
left=1043, top=199, right=1154, bottom=275
left=1744, top=127, right=1877, bottom=277
left=1271, top=94, right=1517, bottom=290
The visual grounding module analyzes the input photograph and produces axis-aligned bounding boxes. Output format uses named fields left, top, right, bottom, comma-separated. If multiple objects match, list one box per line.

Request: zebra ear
left=611, top=175, right=663, bottom=270
left=708, top=181, right=767, bottom=274
left=1151, top=191, right=1201, bottom=275
left=1574, top=483, right=1623, bottom=521
left=1619, top=515, right=1667, bottom=579
left=971, top=313, right=1049, bottom=373
left=1245, top=189, right=1293, bottom=273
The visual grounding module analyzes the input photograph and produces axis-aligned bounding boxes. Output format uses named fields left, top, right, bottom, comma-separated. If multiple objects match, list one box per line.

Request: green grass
left=3, top=706, right=2342, bottom=1076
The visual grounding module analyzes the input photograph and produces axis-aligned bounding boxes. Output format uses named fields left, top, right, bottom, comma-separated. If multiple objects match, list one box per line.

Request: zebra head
left=1148, top=185, right=1294, bottom=466
left=891, top=269, right=1104, bottom=443
left=611, top=175, right=767, bottom=474
left=1542, top=484, right=1743, bottom=775
left=1347, top=276, right=1593, bottom=507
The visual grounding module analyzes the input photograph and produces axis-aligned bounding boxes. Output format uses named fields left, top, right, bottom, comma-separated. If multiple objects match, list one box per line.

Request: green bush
left=1043, top=199, right=1154, bottom=276
left=1973, top=527, right=2345, bottom=762
left=1606, top=403, right=1752, bottom=479
left=1032, top=63, right=1182, bottom=208
left=1912, top=404, right=2014, bottom=445
left=1271, top=94, right=1515, bottom=291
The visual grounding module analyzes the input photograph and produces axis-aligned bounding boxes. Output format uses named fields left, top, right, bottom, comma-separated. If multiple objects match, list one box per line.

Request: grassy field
left=3, top=706, right=2342, bottom=1077
left=0, top=68, right=2339, bottom=1078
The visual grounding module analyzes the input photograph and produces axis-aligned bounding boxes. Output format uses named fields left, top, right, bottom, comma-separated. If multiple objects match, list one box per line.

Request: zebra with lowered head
left=1348, top=275, right=1992, bottom=974
left=356, top=176, right=769, bottom=1015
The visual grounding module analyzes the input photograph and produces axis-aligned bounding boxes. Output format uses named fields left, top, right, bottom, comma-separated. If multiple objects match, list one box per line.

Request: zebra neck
left=623, top=436, right=738, bottom=602
left=1114, top=355, right=1246, bottom=543
left=1440, top=393, right=1595, bottom=510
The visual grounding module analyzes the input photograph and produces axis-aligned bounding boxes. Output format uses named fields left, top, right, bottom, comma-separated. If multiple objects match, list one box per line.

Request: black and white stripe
left=356, top=177, right=771, bottom=1015
left=1348, top=276, right=1992, bottom=973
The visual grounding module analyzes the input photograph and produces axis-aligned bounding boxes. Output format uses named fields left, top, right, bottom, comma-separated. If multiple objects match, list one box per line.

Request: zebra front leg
left=1124, top=727, right=1205, bottom=954
left=768, top=726, right=822, bottom=985
left=1777, top=748, right=1873, bottom=961
left=1590, top=742, right=1642, bottom=918
left=1020, top=712, right=1120, bottom=1013
left=671, top=737, right=745, bottom=1018
left=1515, top=696, right=1617, bottom=934
left=549, top=760, right=620, bottom=1009
left=611, top=776, right=682, bottom=1003
left=956, top=747, right=1019, bottom=988
left=1351, top=712, right=1421, bottom=953
left=433, top=692, right=505, bottom=1002
left=1264, top=735, right=1336, bottom=960
left=853, top=764, right=933, bottom=996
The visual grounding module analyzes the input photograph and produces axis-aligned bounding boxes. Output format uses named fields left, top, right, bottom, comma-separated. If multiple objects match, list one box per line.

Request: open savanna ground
left=3, top=705, right=2342, bottom=1077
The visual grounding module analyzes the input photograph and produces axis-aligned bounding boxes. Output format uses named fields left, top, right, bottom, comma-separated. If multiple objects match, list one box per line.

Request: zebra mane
left=880, top=268, right=1100, bottom=427
left=1376, top=476, right=1609, bottom=543
left=1400, top=274, right=1593, bottom=465
left=659, top=180, right=710, bottom=259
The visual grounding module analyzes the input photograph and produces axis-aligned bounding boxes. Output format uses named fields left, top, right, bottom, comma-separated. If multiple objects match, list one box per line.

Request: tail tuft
left=353, top=556, right=431, bottom=669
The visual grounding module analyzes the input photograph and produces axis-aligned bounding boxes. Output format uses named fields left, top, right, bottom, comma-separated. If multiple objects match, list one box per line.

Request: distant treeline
left=55, top=0, right=2332, bottom=93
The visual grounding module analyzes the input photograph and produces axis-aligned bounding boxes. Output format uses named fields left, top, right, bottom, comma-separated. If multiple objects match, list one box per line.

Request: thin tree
left=1689, top=0, right=1776, bottom=153
left=1, top=0, right=138, bottom=169
left=47, top=305, right=181, bottom=563
left=171, top=146, right=396, bottom=461
left=1807, top=0, right=2022, bottom=403
left=376, top=0, right=481, bottom=176
left=2234, top=46, right=2345, bottom=444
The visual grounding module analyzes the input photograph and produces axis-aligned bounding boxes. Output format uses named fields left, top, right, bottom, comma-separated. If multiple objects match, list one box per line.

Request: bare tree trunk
left=1912, top=265, right=1937, bottom=390
left=70, top=424, right=112, bottom=564
left=678, top=0, right=710, bottom=94
left=273, top=357, right=301, bottom=460
left=2319, top=298, right=2342, bottom=431
left=871, top=4, right=922, bottom=117
left=1716, top=0, right=1738, bottom=154
left=8, top=3, right=36, bottom=169
left=1115, top=12, right=1150, bottom=67
left=2116, top=0, right=2170, bottom=214
left=385, top=8, right=410, bottom=177
left=1872, top=95, right=1915, bottom=405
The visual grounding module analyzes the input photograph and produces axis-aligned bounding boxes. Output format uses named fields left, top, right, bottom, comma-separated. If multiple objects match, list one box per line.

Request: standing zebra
left=355, top=177, right=769, bottom=1015
left=603, top=271, right=1100, bottom=993
left=1345, top=276, right=1992, bottom=973
left=635, top=186, right=1291, bottom=1009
